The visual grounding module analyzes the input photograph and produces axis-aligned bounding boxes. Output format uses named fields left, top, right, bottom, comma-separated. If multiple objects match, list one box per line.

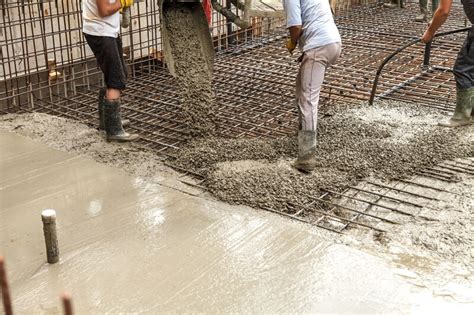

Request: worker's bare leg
left=294, top=43, right=341, bottom=173
left=106, top=88, right=121, bottom=100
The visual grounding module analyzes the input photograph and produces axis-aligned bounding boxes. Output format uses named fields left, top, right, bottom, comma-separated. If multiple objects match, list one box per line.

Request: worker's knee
left=106, top=88, right=121, bottom=100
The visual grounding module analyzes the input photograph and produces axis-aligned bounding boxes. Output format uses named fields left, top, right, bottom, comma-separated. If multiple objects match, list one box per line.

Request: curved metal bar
left=368, top=27, right=471, bottom=105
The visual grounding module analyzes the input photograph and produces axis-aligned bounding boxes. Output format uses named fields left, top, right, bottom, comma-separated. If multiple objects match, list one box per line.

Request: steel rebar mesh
left=0, top=0, right=274, bottom=112
left=1, top=1, right=472, bottom=232
left=0, top=1, right=470, bottom=154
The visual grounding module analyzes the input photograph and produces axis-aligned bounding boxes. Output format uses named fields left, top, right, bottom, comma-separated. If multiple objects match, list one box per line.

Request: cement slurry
left=1, top=130, right=473, bottom=313
left=162, top=3, right=217, bottom=138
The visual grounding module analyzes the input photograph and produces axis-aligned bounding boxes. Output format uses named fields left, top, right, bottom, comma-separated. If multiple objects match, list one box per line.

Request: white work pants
left=296, top=42, right=342, bottom=131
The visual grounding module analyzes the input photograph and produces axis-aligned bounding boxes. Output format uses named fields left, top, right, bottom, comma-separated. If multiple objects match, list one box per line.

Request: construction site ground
left=1, top=2, right=474, bottom=313
left=1, top=129, right=473, bottom=313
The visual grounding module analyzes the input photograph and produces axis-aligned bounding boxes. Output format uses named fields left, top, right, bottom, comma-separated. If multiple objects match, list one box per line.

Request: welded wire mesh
left=0, top=2, right=470, bottom=125
left=0, top=0, right=277, bottom=111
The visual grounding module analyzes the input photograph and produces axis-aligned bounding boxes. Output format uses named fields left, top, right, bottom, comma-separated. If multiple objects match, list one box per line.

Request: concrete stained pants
left=454, top=29, right=474, bottom=89
left=296, top=42, right=341, bottom=131
left=419, top=0, right=440, bottom=14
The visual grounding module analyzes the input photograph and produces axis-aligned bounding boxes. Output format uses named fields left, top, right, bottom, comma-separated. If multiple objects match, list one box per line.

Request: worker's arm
left=289, top=25, right=302, bottom=46
left=284, top=0, right=303, bottom=53
left=96, top=0, right=124, bottom=18
left=421, top=0, right=453, bottom=43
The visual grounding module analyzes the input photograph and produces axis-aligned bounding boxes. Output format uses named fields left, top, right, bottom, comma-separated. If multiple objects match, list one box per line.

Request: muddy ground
left=0, top=101, right=473, bottom=290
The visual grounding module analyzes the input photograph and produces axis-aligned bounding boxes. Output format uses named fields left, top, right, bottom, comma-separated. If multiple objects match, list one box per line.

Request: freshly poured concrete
left=0, top=130, right=472, bottom=313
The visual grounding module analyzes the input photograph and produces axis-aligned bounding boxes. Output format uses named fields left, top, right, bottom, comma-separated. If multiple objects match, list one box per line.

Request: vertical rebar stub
left=0, top=257, right=13, bottom=315
left=61, top=292, right=74, bottom=315
left=41, top=209, right=59, bottom=264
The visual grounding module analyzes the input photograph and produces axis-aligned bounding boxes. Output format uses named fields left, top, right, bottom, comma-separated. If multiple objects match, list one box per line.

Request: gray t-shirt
left=283, top=0, right=341, bottom=52
left=462, top=0, right=474, bottom=24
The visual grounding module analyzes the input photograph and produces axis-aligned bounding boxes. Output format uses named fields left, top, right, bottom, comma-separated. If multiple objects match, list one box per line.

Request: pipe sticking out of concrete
left=41, top=209, right=59, bottom=264
left=0, top=256, right=13, bottom=315
left=61, top=292, right=74, bottom=315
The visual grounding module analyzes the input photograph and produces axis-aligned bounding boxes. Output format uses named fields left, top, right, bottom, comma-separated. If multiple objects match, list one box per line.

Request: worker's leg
left=294, top=42, right=341, bottom=173
left=440, top=32, right=474, bottom=127
left=415, top=0, right=429, bottom=22
left=84, top=34, right=137, bottom=141
left=293, top=52, right=316, bottom=173
left=431, top=0, right=440, bottom=13
left=84, top=34, right=132, bottom=134
left=297, top=43, right=341, bottom=131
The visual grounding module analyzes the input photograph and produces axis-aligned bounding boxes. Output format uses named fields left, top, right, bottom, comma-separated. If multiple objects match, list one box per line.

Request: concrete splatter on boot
left=103, top=99, right=139, bottom=142
left=98, top=88, right=130, bottom=130
left=438, top=87, right=474, bottom=127
left=293, top=130, right=317, bottom=173
left=415, top=0, right=429, bottom=22
left=383, top=0, right=399, bottom=9
left=414, top=13, right=428, bottom=22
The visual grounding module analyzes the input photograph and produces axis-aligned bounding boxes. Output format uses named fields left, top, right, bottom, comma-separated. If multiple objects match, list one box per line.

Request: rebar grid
left=2, top=3, right=473, bottom=233
left=262, top=158, right=473, bottom=233
left=27, top=4, right=466, bottom=154
left=0, top=0, right=275, bottom=111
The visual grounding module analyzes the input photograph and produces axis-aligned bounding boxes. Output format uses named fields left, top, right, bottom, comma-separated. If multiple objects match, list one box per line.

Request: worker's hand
left=286, top=38, right=297, bottom=55
left=421, top=28, right=435, bottom=43
left=120, top=0, right=134, bottom=10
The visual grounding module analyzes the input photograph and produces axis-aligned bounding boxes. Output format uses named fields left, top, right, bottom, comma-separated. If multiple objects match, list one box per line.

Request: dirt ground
left=0, top=101, right=472, bottom=295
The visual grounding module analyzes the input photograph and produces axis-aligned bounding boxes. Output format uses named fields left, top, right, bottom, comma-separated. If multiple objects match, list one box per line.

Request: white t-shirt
left=82, top=0, right=120, bottom=38
left=283, top=0, right=341, bottom=52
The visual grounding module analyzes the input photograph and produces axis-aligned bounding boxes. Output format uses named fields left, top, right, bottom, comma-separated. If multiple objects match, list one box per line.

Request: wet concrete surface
left=173, top=101, right=473, bottom=215
left=1, top=130, right=473, bottom=313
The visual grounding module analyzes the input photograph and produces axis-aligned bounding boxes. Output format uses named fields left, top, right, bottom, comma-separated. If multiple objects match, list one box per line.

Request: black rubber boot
left=293, top=130, right=317, bottom=173
left=98, top=88, right=130, bottom=130
left=438, top=87, right=473, bottom=127
left=103, top=99, right=139, bottom=142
